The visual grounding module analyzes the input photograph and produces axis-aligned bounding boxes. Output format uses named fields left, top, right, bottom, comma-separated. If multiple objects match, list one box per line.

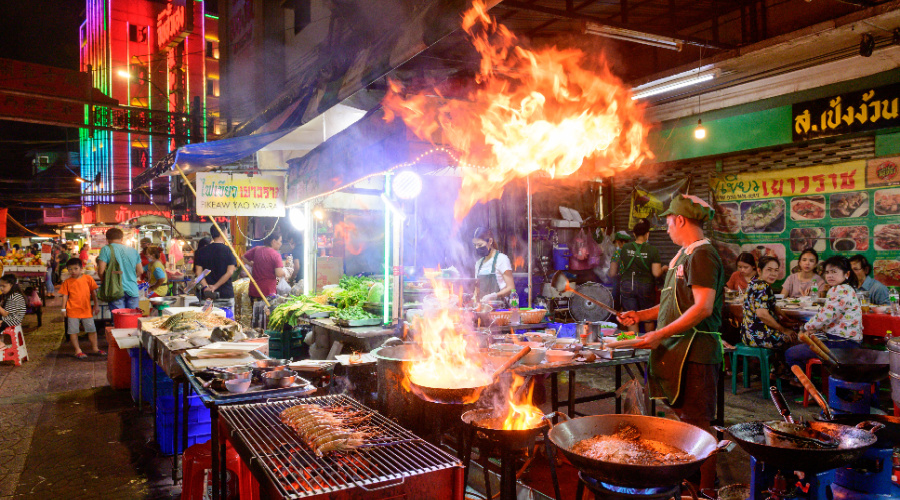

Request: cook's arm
left=608, top=260, right=618, bottom=278
left=497, top=270, right=515, bottom=298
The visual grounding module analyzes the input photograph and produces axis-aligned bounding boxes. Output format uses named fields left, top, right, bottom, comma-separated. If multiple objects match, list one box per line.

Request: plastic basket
left=111, top=308, right=142, bottom=329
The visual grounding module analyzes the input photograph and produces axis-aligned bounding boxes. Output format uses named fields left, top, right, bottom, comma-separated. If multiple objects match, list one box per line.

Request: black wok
left=462, top=409, right=562, bottom=449
left=408, top=346, right=531, bottom=404
left=827, top=348, right=889, bottom=382
left=546, top=413, right=729, bottom=488
left=816, top=413, right=900, bottom=447
left=717, top=420, right=881, bottom=473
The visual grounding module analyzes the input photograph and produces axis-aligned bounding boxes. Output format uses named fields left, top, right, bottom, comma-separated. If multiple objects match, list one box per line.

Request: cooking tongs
left=766, top=386, right=838, bottom=448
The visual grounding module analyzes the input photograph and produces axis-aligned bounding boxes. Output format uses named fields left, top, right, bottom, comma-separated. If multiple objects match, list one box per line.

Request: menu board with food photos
left=709, top=156, right=900, bottom=287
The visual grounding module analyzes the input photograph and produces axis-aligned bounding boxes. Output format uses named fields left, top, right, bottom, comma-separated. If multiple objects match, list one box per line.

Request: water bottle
left=810, top=283, right=819, bottom=298
left=891, top=293, right=900, bottom=317
left=509, top=289, right=521, bottom=325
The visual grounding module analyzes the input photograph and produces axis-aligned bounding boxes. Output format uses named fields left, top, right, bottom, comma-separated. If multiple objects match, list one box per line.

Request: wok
left=462, top=408, right=562, bottom=449
left=716, top=420, right=881, bottom=473
left=546, top=413, right=729, bottom=488
left=827, top=348, right=889, bottom=382
left=408, top=346, right=531, bottom=404
left=816, top=413, right=900, bottom=447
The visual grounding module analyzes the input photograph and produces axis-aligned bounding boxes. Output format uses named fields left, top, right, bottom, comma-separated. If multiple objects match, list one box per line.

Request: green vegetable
left=366, top=283, right=384, bottom=304
left=267, top=295, right=337, bottom=330
left=333, top=305, right=379, bottom=321
left=331, top=275, right=378, bottom=309
left=616, top=332, right=636, bottom=341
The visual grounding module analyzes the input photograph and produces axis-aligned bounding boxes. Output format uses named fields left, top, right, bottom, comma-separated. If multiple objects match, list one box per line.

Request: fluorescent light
left=392, top=171, right=422, bottom=200
left=631, top=68, right=720, bottom=100
left=583, top=22, right=683, bottom=51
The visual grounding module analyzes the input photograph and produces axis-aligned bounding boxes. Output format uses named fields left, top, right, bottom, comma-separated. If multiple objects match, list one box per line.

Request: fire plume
left=406, top=280, right=490, bottom=392
left=383, top=0, right=653, bottom=220
left=501, top=375, right=544, bottom=430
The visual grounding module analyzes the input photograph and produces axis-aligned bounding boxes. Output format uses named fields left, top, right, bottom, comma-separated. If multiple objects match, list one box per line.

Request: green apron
left=648, top=239, right=720, bottom=405
left=476, top=251, right=501, bottom=299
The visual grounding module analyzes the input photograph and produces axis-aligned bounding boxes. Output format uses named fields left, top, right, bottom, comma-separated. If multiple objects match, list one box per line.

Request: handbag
left=98, top=244, right=125, bottom=303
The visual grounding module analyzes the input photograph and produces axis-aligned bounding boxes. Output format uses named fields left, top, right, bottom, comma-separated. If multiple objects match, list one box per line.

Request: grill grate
left=218, top=394, right=461, bottom=499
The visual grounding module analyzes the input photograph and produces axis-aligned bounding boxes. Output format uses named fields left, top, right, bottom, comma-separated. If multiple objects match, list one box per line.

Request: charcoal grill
left=217, top=394, right=464, bottom=499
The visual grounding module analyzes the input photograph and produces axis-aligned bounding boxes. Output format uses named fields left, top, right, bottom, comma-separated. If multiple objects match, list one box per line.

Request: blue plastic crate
left=156, top=422, right=211, bottom=456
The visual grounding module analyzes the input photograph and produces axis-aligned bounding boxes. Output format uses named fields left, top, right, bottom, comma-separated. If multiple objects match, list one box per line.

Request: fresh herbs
left=268, top=295, right=338, bottom=331
left=333, top=305, right=379, bottom=321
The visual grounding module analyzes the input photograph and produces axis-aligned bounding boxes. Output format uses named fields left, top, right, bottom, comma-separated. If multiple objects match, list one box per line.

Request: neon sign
left=157, top=2, right=193, bottom=51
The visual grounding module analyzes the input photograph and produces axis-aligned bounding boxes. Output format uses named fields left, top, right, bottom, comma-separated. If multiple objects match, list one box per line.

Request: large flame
left=500, top=375, right=544, bottom=430
left=383, top=0, right=653, bottom=220
left=406, top=280, right=491, bottom=391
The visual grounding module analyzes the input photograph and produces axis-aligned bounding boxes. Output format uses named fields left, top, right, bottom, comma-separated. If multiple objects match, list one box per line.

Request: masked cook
left=618, top=194, right=724, bottom=490
left=472, top=227, right=515, bottom=305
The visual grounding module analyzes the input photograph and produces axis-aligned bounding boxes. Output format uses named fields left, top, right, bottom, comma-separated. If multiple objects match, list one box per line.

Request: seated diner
left=741, top=256, right=796, bottom=350
left=785, top=255, right=862, bottom=368
left=726, top=252, right=757, bottom=293
left=850, top=254, right=891, bottom=306
left=780, top=248, right=826, bottom=298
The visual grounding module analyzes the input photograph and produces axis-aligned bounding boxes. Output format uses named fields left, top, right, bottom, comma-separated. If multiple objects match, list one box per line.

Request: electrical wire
left=233, top=217, right=281, bottom=243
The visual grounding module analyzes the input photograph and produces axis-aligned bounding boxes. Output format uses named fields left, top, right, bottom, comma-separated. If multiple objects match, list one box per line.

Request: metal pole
left=527, top=175, right=533, bottom=308
left=173, top=164, right=270, bottom=307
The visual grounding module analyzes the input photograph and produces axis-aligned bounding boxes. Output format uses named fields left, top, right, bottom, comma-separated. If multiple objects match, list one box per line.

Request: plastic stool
left=802, top=358, right=824, bottom=407
left=181, top=440, right=242, bottom=500
left=0, top=326, right=28, bottom=365
left=731, top=343, right=781, bottom=399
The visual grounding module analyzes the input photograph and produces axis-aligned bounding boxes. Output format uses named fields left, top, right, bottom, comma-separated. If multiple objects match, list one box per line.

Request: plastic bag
left=615, top=378, right=648, bottom=415
left=276, top=277, right=291, bottom=296
left=27, top=290, right=42, bottom=308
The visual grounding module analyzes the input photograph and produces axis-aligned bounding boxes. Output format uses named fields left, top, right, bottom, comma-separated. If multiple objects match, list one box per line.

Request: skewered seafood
left=280, top=405, right=375, bottom=456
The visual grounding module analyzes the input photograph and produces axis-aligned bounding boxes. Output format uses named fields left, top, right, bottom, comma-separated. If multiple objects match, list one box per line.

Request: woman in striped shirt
left=0, top=274, right=26, bottom=328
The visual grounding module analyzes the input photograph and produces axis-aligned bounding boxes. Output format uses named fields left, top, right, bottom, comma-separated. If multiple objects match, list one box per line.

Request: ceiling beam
left=497, top=0, right=733, bottom=49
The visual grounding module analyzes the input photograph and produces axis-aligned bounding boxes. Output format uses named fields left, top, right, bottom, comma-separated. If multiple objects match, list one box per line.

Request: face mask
left=475, top=245, right=490, bottom=257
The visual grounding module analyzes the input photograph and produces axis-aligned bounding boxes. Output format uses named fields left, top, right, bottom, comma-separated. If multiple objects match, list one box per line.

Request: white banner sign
left=196, top=173, right=285, bottom=217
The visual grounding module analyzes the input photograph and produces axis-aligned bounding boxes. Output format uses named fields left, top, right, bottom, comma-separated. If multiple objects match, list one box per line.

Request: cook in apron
left=476, top=251, right=504, bottom=305
left=620, top=241, right=651, bottom=294
left=648, top=239, right=722, bottom=405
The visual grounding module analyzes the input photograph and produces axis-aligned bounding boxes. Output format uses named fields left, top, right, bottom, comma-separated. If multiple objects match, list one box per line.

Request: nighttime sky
left=0, top=1, right=84, bottom=179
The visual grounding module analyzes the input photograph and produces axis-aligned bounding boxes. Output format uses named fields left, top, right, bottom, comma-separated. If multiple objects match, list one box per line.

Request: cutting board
left=184, top=352, right=257, bottom=368
left=200, top=342, right=261, bottom=353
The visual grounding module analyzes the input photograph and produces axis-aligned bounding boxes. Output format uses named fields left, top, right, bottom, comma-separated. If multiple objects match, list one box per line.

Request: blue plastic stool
left=731, top=343, right=782, bottom=399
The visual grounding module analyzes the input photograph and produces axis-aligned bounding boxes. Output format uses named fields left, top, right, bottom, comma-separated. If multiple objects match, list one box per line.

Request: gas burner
left=577, top=472, right=683, bottom=500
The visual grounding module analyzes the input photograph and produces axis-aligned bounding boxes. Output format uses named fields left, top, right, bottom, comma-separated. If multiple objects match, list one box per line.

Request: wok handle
left=540, top=411, right=569, bottom=429
left=714, top=440, right=733, bottom=453
left=712, top=425, right=728, bottom=434
left=770, top=386, right=794, bottom=424
left=857, top=421, right=886, bottom=435
left=808, top=334, right=840, bottom=365
left=790, top=365, right=833, bottom=421
left=491, top=346, right=531, bottom=380
left=799, top=333, right=838, bottom=368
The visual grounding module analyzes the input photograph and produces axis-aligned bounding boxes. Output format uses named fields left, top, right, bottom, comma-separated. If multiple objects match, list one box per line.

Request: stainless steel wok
left=546, top=414, right=729, bottom=488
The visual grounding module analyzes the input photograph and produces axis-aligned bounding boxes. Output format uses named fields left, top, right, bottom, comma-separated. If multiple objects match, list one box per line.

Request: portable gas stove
left=217, top=394, right=465, bottom=499
left=575, top=472, right=690, bottom=500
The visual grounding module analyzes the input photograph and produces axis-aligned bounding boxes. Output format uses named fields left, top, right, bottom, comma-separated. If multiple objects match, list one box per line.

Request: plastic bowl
left=545, top=350, right=575, bottom=364
left=548, top=338, right=579, bottom=349
left=600, top=328, right=618, bottom=337
left=490, top=343, right=522, bottom=354
left=224, top=378, right=251, bottom=393
left=520, top=347, right=547, bottom=365
left=222, top=366, right=252, bottom=380
left=525, top=332, right=555, bottom=344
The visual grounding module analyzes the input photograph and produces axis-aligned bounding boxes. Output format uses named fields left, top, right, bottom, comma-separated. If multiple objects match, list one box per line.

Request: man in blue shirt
left=97, top=228, right=143, bottom=310
left=850, top=255, right=891, bottom=306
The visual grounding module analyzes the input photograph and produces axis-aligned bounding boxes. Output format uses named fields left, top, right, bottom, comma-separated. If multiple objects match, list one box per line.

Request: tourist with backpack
left=97, top=228, right=142, bottom=310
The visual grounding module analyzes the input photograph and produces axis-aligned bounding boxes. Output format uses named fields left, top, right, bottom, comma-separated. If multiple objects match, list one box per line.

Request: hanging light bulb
left=694, top=119, right=706, bottom=140
left=312, top=204, right=326, bottom=220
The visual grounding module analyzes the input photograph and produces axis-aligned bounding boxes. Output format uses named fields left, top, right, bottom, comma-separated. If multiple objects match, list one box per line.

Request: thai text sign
left=710, top=161, right=866, bottom=202
left=157, top=1, right=193, bottom=51
left=196, top=173, right=285, bottom=217
left=793, top=83, right=900, bottom=141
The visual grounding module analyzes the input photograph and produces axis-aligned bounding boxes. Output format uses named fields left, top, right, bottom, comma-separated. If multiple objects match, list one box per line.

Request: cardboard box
left=316, top=257, right=344, bottom=292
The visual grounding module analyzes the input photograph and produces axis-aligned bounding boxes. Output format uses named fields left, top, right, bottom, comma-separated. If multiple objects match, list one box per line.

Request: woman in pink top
left=242, top=233, right=285, bottom=301
left=781, top=248, right=826, bottom=298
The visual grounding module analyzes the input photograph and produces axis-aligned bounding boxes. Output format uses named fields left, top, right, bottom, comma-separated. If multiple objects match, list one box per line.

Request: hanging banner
left=710, top=159, right=900, bottom=287
left=792, top=82, right=900, bottom=141
left=0, top=208, right=7, bottom=241
left=196, top=173, right=285, bottom=217
left=629, top=178, right=689, bottom=230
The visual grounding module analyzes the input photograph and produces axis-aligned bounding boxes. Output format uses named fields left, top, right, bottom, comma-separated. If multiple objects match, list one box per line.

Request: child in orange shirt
left=60, top=258, right=103, bottom=359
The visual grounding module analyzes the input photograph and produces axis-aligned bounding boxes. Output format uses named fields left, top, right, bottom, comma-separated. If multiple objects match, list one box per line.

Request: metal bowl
left=222, top=366, right=252, bottom=380
left=262, top=369, right=298, bottom=389
left=251, top=359, right=289, bottom=371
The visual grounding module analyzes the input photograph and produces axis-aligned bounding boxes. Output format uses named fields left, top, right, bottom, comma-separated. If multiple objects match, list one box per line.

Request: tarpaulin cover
left=172, top=128, right=293, bottom=171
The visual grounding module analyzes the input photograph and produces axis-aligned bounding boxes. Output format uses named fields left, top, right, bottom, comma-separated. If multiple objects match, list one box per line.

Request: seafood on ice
left=147, top=310, right=238, bottom=333
left=279, top=405, right=375, bottom=456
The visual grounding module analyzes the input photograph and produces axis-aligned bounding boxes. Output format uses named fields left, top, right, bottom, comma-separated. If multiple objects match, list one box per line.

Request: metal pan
left=827, top=348, right=889, bottom=382
left=815, top=414, right=900, bottom=447
left=462, top=409, right=562, bottom=449
left=408, top=346, right=531, bottom=404
left=717, top=420, right=881, bottom=473
left=546, top=413, right=729, bottom=488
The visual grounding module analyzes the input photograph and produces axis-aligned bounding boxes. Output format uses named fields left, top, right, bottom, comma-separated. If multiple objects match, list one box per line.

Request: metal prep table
left=304, top=317, right=399, bottom=357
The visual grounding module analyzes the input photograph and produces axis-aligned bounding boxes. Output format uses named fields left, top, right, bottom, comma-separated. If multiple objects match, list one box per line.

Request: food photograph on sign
left=874, top=188, right=900, bottom=216
left=830, top=225, right=869, bottom=251
left=829, top=191, right=869, bottom=218
left=790, top=195, right=826, bottom=221
left=874, top=223, right=900, bottom=251
left=874, top=260, right=900, bottom=286
left=712, top=202, right=740, bottom=234
left=740, top=199, right=785, bottom=234
left=789, top=227, right=827, bottom=252
left=741, top=243, right=786, bottom=280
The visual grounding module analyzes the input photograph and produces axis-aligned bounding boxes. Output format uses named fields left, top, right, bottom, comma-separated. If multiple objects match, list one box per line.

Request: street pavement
left=0, top=298, right=178, bottom=499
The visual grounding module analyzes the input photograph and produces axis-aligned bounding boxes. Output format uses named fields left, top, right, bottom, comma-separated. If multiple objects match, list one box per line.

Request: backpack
left=98, top=244, right=125, bottom=302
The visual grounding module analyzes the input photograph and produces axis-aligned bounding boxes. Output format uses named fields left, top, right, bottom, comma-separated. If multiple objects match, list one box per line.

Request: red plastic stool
left=1, top=326, right=28, bottom=366
left=181, top=440, right=242, bottom=500
left=802, top=358, right=823, bottom=407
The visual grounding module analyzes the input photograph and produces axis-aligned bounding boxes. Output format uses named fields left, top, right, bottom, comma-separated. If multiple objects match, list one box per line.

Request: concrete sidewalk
left=0, top=298, right=179, bottom=499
